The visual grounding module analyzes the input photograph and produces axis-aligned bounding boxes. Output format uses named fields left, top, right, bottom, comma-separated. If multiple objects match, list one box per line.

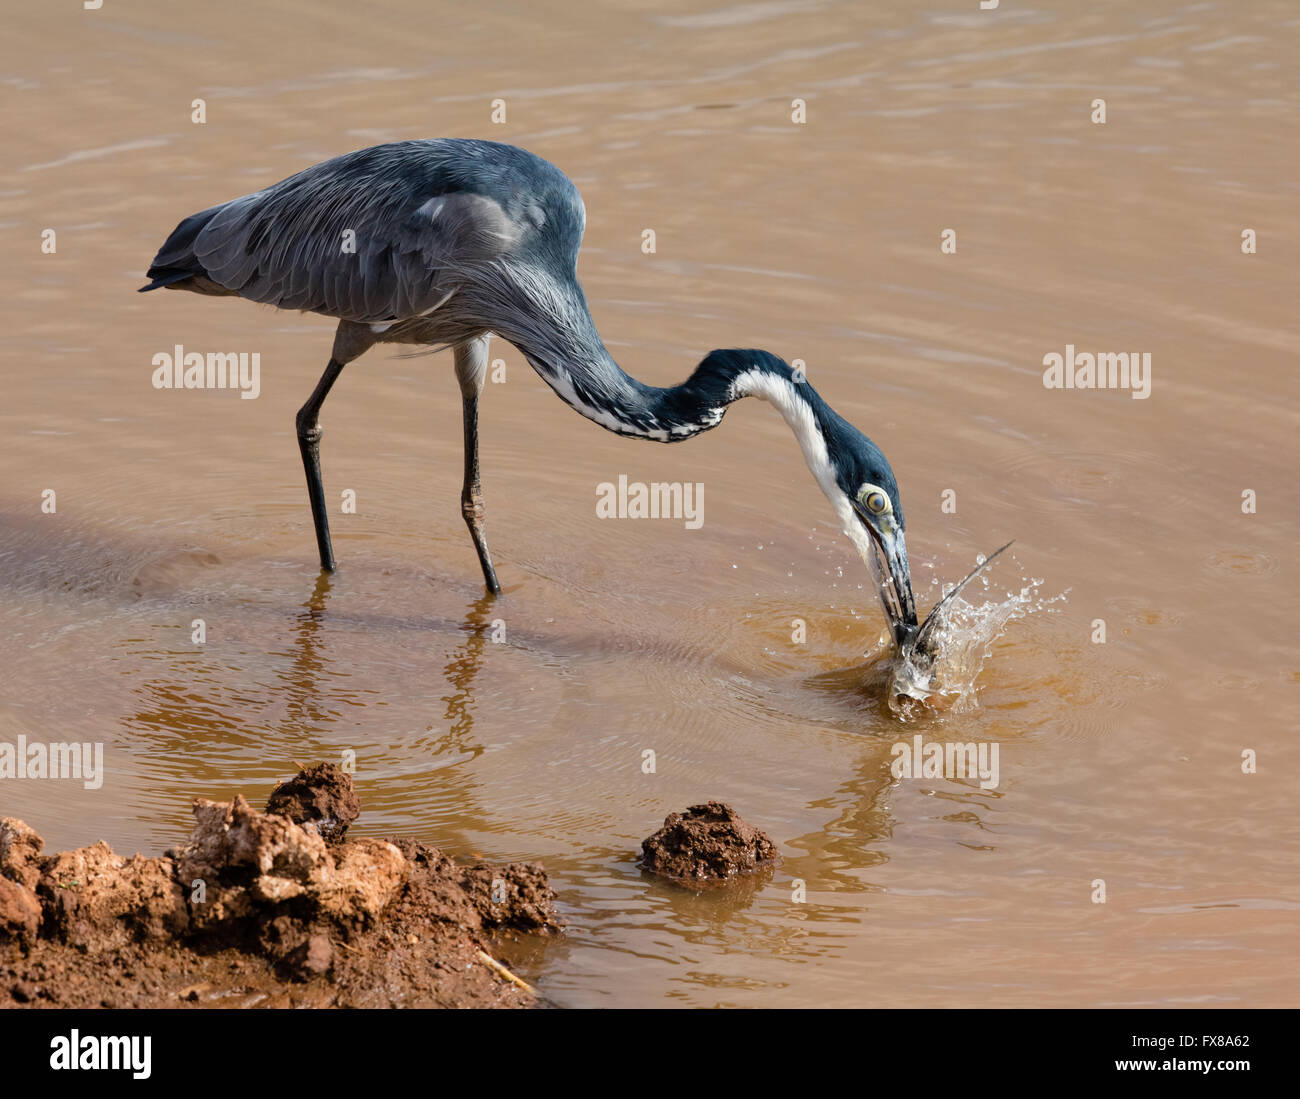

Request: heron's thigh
left=330, top=320, right=379, bottom=365
left=453, top=336, right=492, bottom=398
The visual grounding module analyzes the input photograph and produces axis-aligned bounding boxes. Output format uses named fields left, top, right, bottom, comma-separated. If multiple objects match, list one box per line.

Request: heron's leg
left=295, top=358, right=346, bottom=571
left=454, top=338, right=501, bottom=595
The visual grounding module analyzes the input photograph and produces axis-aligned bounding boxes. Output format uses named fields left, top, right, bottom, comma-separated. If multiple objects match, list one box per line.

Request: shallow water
left=2, top=0, right=1298, bottom=1007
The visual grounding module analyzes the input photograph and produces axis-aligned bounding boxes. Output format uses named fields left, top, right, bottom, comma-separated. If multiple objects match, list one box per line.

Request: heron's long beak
left=854, top=505, right=918, bottom=649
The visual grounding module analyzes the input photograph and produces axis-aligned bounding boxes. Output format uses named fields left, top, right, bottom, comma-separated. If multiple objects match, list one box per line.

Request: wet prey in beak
left=906, top=540, right=1016, bottom=665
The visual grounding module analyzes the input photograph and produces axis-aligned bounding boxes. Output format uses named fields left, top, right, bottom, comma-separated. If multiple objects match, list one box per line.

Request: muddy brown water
left=2, top=1, right=1297, bottom=1007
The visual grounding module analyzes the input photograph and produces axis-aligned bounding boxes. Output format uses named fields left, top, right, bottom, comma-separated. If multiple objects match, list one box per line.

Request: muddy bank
left=0, top=765, right=559, bottom=1008
left=640, top=801, right=778, bottom=885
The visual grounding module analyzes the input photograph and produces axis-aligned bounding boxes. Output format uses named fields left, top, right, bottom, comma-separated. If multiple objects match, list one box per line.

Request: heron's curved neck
left=481, top=268, right=840, bottom=505
left=528, top=341, right=830, bottom=452
left=532, top=341, right=852, bottom=545
left=506, top=301, right=824, bottom=446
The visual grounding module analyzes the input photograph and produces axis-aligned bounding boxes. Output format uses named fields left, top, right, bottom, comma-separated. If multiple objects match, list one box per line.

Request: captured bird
left=140, top=139, right=919, bottom=644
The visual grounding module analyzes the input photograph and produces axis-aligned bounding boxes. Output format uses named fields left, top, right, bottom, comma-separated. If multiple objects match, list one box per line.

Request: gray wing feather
left=189, top=151, right=521, bottom=323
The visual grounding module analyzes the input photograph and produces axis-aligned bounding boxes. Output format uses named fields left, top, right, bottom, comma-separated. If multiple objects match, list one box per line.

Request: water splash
left=863, top=555, right=1067, bottom=719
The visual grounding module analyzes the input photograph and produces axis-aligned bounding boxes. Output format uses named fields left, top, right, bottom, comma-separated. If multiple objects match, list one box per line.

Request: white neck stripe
left=730, top=368, right=872, bottom=560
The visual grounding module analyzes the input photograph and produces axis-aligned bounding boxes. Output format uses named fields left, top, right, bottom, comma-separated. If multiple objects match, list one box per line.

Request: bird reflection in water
left=436, top=591, right=497, bottom=758
left=283, top=574, right=496, bottom=764
left=281, top=570, right=335, bottom=737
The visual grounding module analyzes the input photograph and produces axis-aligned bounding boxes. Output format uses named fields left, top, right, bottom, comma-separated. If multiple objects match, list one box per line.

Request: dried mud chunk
left=640, top=801, right=778, bottom=881
left=173, top=795, right=330, bottom=929
left=323, top=839, right=407, bottom=924
left=282, top=934, right=333, bottom=981
left=0, top=878, right=42, bottom=943
left=265, top=763, right=360, bottom=844
left=37, top=844, right=187, bottom=950
left=0, top=818, right=44, bottom=891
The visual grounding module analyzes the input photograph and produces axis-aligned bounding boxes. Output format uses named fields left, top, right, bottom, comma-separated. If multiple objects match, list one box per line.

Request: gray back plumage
left=144, top=139, right=586, bottom=326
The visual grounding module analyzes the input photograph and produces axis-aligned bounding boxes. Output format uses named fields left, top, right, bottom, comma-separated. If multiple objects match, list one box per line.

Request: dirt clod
left=283, top=934, right=333, bottom=981
left=640, top=801, right=778, bottom=882
left=0, top=879, right=42, bottom=943
left=0, top=818, right=44, bottom=892
left=265, top=763, right=360, bottom=844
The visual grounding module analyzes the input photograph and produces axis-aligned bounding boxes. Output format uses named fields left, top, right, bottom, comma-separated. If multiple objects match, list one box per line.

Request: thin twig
left=476, top=949, right=537, bottom=996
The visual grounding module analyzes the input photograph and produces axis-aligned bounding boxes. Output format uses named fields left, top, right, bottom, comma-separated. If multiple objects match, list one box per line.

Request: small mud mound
left=0, top=766, right=559, bottom=1009
left=640, top=801, right=778, bottom=883
left=264, top=762, right=360, bottom=843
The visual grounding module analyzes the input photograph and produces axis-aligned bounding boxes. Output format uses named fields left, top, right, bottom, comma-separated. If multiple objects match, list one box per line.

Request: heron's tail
left=138, top=202, right=226, bottom=292
left=138, top=271, right=198, bottom=292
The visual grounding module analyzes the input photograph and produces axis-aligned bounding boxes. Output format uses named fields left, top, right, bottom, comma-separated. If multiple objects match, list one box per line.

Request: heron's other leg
left=296, top=359, right=345, bottom=570
left=454, top=337, right=501, bottom=595
left=295, top=322, right=375, bottom=571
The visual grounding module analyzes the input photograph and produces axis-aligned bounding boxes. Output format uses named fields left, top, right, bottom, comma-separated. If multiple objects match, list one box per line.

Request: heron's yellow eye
left=858, top=485, right=889, bottom=515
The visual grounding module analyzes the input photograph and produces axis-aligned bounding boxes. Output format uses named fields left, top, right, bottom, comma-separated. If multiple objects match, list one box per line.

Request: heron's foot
left=461, top=498, right=500, bottom=595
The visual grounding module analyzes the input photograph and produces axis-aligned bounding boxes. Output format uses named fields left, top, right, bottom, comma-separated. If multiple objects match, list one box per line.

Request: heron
left=140, top=139, right=919, bottom=646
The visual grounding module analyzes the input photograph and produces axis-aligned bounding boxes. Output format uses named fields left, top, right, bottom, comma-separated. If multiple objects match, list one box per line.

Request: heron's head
left=820, top=410, right=918, bottom=648
left=695, top=348, right=920, bottom=647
